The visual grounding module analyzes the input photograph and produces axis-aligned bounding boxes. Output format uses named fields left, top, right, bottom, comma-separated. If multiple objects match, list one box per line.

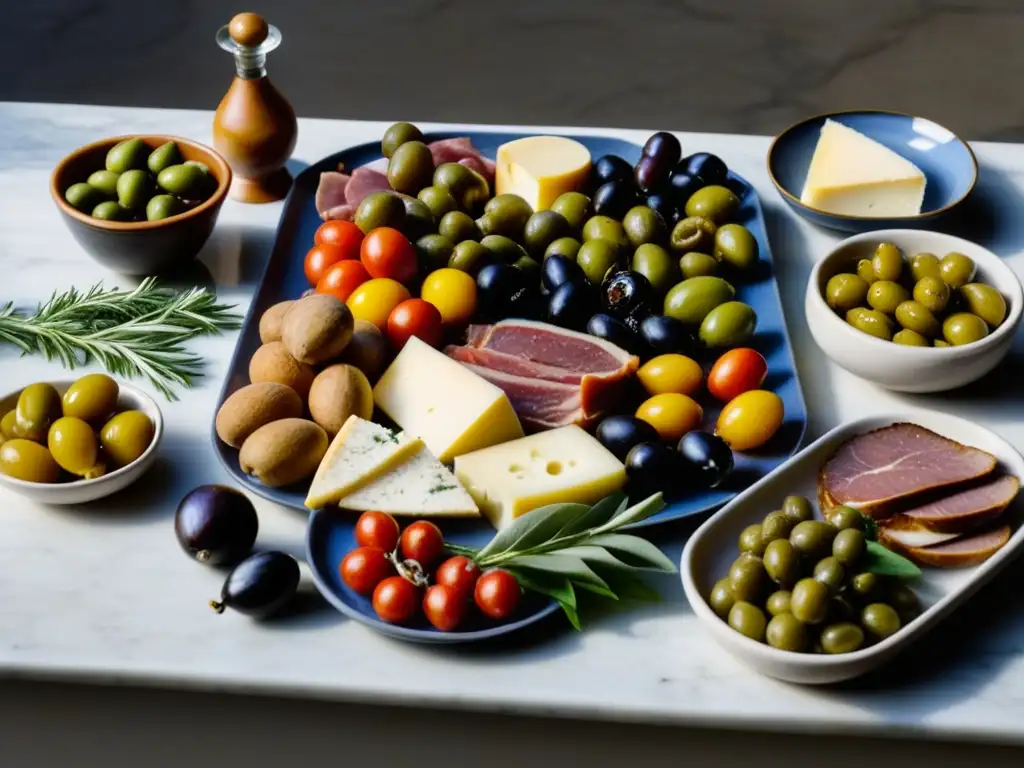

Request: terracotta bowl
left=50, top=135, right=232, bottom=276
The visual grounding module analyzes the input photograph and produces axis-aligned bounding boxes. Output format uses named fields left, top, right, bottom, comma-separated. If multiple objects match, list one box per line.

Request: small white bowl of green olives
left=805, top=230, right=1023, bottom=392
left=0, top=375, right=163, bottom=505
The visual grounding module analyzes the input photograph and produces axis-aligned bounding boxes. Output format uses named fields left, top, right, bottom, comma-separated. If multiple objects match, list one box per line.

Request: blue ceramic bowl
left=768, top=110, right=977, bottom=233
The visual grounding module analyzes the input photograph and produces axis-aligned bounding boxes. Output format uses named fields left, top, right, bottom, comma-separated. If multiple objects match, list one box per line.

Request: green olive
left=766, top=590, right=792, bottom=617
left=826, top=595, right=857, bottom=624
left=401, top=197, right=435, bottom=239
left=819, top=623, right=865, bottom=654
left=577, top=239, right=623, bottom=285
left=679, top=252, right=719, bottom=279
left=738, top=523, right=767, bottom=556
left=727, top=601, right=767, bottom=641
left=86, top=170, right=121, bottom=198
left=550, top=192, right=591, bottom=231
left=825, top=273, right=869, bottom=312
left=763, top=539, right=800, bottom=588
left=813, top=556, right=846, bottom=594
left=523, top=210, right=571, bottom=257
left=112, top=169, right=153, bottom=210
left=832, top=528, right=866, bottom=567
left=512, top=255, right=541, bottom=278
left=416, top=234, right=455, bottom=273
left=0, top=410, right=18, bottom=440
left=481, top=194, right=533, bottom=238
left=942, top=312, right=989, bottom=346
left=790, top=577, right=830, bottom=625
left=709, top=578, right=735, bottom=619
left=663, top=276, right=735, bottom=325
left=894, top=300, right=941, bottom=338
left=893, top=329, right=929, bottom=346
left=782, top=495, right=813, bottom=523
left=856, top=259, right=877, bottom=286
left=105, top=138, right=149, bottom=173
left=381, top=122, right=423, bottom=158
left=845, top=307, right=894, bottom=341
left=65, top=182, right=105, bottom=213
left=433, top=163, right=489, bottom=210
left=0, top=438, right=61, bottom=483
left=386, top=140, right=434, bottom=194
left=960, top=283, right=1007, bottom=327
left=582, top=216, right=629, bottom=250
left=99, top=410, right=154, bottom=468
left=866, top=281, right=909, bottom=315
left=632, top=244, right=678, bottom=295
left=766, top=613, right=807, bottom=652
left=155, top=164, right=209, bottom=200
left=47, top=416, right=104, bottom=478
left=912, top=277, right=950, bottom=315
left=622, top=206, right=667, bottom=248
left=910, top=252, right=941, bottom=282
left=670, top=216, right=717, bottom=253
left=886, top=583, right=921, bottom=622
left=147, top=141, right=182, bottom=174
left=480, top=235, right=529, bottom=265
left=146, top=194, right=183, bottom=222
left=761, top=511, right=794, bottom=544
left=699, top=301, right=757, bottom=349
left=354, top=191, right=405, bottom=234
left=685, top=185, right=739, bottom=225
left=850, top=572, right=880, bottom=602
left=789, top=520, right=838, bottom=560
left=939, top=251, right=976, bottom=288
left=439, top=211, right=482, bottom=243
left=827, top=505, right=863, bottom=531
left=934, top=339, right=950, bottom=347
left=872, top=242, right=904, bottom=281
left=92, top=201, right=129, bottom=221
left=714, top=223, right=758, bottom=272
left=417, top=185, right=459, bottom=221
left=861, top=603, right=902, bottom=640
left=449, top=240, right=493, bottom=274
left=62, top=373, right=119, bottom=426
left=728, top=555, right=768, bottom=603
left=15, top=382, right=62, bottom=442
left=545, top=237, right=582, bottom=261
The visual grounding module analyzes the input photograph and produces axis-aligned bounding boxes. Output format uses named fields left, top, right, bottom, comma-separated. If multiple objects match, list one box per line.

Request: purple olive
left=634, top=154, right=673, bottom=194
left=175, top=485, right=258, bottom=566
left=210, top=551, right=300, bottom=619
left=641, top=132, right=682, bottom=169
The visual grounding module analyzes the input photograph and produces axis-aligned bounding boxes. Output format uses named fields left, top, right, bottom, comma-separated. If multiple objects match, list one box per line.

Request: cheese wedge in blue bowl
left=768, top=110, right=977, bottom=233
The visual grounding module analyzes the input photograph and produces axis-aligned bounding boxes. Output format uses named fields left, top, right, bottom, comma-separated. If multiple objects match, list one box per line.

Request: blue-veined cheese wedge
left=494, top=136, right=592, bottom=211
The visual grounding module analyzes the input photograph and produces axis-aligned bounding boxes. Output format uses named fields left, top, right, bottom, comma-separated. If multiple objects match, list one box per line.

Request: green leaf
left=586, top=534, right=677, bottom=573
left=475, top=502, right=590, bottom=559
left=572, top=579, right=619, bottom=600
left=589, top=563, right=663, bottom=602
left=864, top=540, right=921, bottom=578
left=509, top=553, right=610, bottom=589
left=555, top=545, right=631, bottom=570
left=560, top=601, right=583, bottom=631
left=505, top=568, right=577, bottom=610
left=555, top=492, right=627, bottom=537
left=592, top=493, right=666, bottom=532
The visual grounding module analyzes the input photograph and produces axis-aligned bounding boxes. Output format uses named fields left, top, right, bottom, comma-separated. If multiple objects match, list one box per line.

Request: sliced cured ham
left=457, top=362, right=584, bottom=431
left=891, top=524, right=1011, bottom=568
left=429, top=138, right=497, bottom=182
left=901, top=474, right=1019, bottom=533
left=818, top=423, right=997, bottom=518
left=466, top=320, right=638, bottom=375
left=877, top=518, right=961, bottom=550
left=315, top=171, right=351, bottom=218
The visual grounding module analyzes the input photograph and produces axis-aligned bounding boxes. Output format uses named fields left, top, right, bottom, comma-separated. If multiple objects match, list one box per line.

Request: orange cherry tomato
left=316, top=259, right=371, bottom=303
left=360, top=227, right=418, bottom=283
left=314, top=220, right=365, bottom=257
left=707, top=348, right=768, bottom=403
left=304, top=243, right=351, bottom=286
left=387, top=298, right=444, bottom=350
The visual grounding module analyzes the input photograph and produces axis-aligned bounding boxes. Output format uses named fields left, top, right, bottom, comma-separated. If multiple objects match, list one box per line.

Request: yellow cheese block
left=453, top=425, right=626, bottom=530
left=372, top=336, right=524, bottom=463
left=494, top=136, right=592, bottom=211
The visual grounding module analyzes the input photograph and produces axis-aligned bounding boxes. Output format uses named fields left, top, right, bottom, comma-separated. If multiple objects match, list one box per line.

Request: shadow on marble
left=51, top=455, right=179, bottom=524
left=258, top=581, right=345, bottom=632
left=198, top=224, right=279, bottom=290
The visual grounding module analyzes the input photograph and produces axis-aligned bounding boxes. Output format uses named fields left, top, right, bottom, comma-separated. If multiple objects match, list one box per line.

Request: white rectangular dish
left=681, top=411, right=1024, bottom=685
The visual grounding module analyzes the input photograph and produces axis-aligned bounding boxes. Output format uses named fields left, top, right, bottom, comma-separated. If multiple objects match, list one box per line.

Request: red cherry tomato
left=314, top=220, right=364, bottom=258
left=707, top=348, right=768, bottom=403
left=386, top=298, right=444, bottom=350
left=435, top=556, right=481, bottom=600
left=423, top=584, right=468, bottom=632
left=340, top=547, right=394, bottom=595
left=372, top=575, right=420, bottom=624
left=304, top=243, right=350, bottom=286
left=474, top=569, right=521, bottom=620
left=316, top=259, right=370, bottom=303
left=355, top=511, right=400, bottom=552
left=361, top=227, right=418, bottom=283
left=400, top=520, right=445, bottom=569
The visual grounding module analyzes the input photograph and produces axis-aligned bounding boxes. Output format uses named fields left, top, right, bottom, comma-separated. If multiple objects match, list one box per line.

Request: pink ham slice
left=818, top=423, right=997, bottom=518
left=894, top=525, right=1011, bottom=568
left=315, top=172, right=351, bottom=219
left=901, top=474, right=1019, bottom=533
left=458, top=362, right=584, bottom=431
left=429, top=138, right=496, bottom=182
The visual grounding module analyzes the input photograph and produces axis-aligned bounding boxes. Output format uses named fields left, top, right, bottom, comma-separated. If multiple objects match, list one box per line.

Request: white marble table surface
left=3, top=101, right=1024, bottom=748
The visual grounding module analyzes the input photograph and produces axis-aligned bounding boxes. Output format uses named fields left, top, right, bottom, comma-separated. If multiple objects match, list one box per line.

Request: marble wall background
left=5, top=0, right=1024, bottom=140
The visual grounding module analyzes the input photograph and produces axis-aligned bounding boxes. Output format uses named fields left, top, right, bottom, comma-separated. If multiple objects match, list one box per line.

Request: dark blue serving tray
left=214, top=131, right=808, bottom=529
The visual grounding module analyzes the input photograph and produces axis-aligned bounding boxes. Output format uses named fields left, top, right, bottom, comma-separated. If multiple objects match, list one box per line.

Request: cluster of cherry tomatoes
left=304, top=220, right=478, bottom=351
left=339, top=511, right=521, bottom=631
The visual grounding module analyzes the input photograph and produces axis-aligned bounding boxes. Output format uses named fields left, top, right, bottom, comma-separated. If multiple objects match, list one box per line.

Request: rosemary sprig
left=0, top=278, right=242, bottom=400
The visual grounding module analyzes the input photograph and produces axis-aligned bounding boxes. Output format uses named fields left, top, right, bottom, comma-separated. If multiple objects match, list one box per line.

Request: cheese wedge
left=800, top=119, right=926, bottom=217
left=454, top=425, right=626, bottom=530
left=372, top=336, right=524, bottom=463
left=494, top=136, right=592, bottom=211
left=337, top=444, right=480, bottom=517
left=304, top=415, right=423, bottom=509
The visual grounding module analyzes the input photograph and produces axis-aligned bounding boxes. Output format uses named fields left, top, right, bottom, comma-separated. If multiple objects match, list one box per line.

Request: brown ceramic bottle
left=213, top=12, right=298, bottom=203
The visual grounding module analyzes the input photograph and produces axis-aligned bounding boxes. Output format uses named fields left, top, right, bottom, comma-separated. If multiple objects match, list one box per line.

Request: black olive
left=476, top=262, right=537, bottom=321
left=625, top=442, right=684, bottom=497
left=591, top=154, right=633, bottom=189
left=542, top=253, right=587, bottom=293
left=547, top=281, right=596, bottom=331
left=640, top=314, right=695, bottom=357
left=678, top=431, right=734, bottom=489
left=210, top=551, right=300, bottom=619
left=174, top=485, right=258, bottom=567
left=603, top=270, right=655, bottom=320
left=586, top=313, right=646, bottom=356
left=645, top=192, right=680, bottom=227
left=592, top=180, right=640, bottom=220
left=596, top=415, right=661, bottom=462
left=641, top=132, right=682, bottom=169
left=634, top=154, right=673, bottom=194
left=668, top=171, right=704, bottom=205
left=681, top=152, right=728, bottom=186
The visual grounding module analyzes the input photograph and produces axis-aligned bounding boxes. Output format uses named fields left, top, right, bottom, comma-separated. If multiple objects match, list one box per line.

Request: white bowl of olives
left=805, top=230, right=1023, bottom=392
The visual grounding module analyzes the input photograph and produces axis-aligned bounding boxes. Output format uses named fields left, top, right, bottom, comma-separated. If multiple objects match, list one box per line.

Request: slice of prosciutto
left=818, top=423, right=997, bottom=518
left=429, top=138, right=496, bottom=182
left=457, top=362, right=584, bottom=431
left=893, top=524, right=1011, bottom=568
left=901, top=474, right=1019, bottom=533
left=315, top=171, right=352, bottom=220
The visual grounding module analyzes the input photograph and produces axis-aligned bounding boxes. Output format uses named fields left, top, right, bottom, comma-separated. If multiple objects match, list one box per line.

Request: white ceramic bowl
left=681, top=411, right=1024, bottom=685
left=805, top=230, right=1023, bottom=392
left=0, top=379, right=163, bottom=504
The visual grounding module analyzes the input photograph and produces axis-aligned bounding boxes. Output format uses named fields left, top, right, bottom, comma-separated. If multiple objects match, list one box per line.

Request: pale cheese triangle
left=337, top=444, right=480, bottom=517
left=304, top=415, right=423, bottom=509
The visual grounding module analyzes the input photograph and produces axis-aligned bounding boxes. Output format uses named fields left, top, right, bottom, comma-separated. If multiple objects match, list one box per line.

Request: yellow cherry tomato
left=346, top=278, right=412, bottom=331
left=420, top=268, right=477, bottom=326
left=635, top=393, right=703, bottom=442
left=716, top=390, right=784, bottom=452
left=637, top=354, right=704, bottom=397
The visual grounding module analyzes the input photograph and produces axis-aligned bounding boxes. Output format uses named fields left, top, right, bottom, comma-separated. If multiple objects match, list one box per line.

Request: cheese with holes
left=453, top=425, right=626, bottom=530
left=494, top=136, right=592, bottom=211
left=372, top=336, right=524, bottom=462
left=304, top=415, right=423, bottom=509
left=336, top=444, right=479, bottom=517
left=800, top=119, right=926, bottom=217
